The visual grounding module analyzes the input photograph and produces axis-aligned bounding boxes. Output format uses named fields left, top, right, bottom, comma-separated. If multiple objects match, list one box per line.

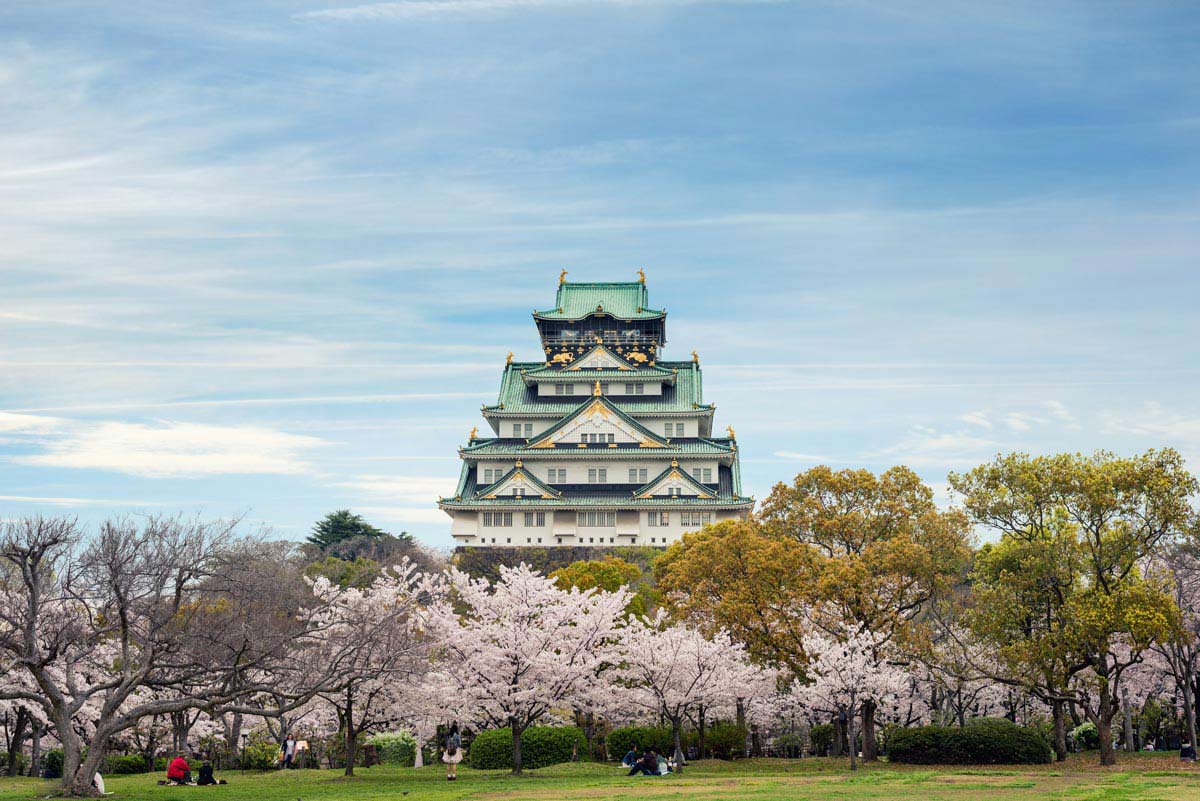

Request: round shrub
left=241, top=741, right=280, bottom=771
left=43, top=749, right=64, bottom=779
left=606, top=725, right=675, bottom=758
left=105, top=754, right=151, bottom=774
left=1071, top=721, right=1099, bottom=750
left=809, top=723, right=834, bottom=756
left=704, top=723, right=748, bottom=760
left=775, top=733, right=803, bottom=758
left=468, top=726, right=586, bottom=770
left=367, top=731, right=417, bottom=766
left=888, top=718, right=1051, bottom=764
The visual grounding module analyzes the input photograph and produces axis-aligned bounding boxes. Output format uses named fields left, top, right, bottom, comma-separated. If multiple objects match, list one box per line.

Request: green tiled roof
left=460, top=438, right=736, bottom=458
left=534, top=282, right=665, bottom=321
left=485, top=360, right=709, bottom=416
left=633, top=463, right=717, bottom=498
left=526, top=394, right=667, bottom=447
left=475, top=465, right=562, bottom=499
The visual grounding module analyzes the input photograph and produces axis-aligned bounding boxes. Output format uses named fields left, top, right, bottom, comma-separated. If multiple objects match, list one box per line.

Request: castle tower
left=439, top=272, right=753, bottom=547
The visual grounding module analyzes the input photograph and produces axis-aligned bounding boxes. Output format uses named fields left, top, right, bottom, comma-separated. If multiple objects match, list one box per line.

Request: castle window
left=692, top=468, right=713, bottom=483
left=666, top=422, right=685, bottom=437
left=667, top=487, right=683, bottom=497
left=624, top=383, right=645, bottom=395
left=512, top=488, right=525, bottom=498
left=547, top=468, right=566, bottom=482
left=588, top=468, right=607, bottom=483
left=577, top=510, right=616, bottom=527
left=629, top=468, right=648, bottom=483
left=524, top=423, right=533, bottom=436
left=483, top=512, right=513, bottom=527
left=524, top=512, right=546, bottom=527
left=647, top=511, right=669, bottom=526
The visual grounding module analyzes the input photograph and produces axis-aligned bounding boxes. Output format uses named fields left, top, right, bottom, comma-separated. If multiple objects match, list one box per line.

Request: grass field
left=2, top=754, right=1199, bottom=801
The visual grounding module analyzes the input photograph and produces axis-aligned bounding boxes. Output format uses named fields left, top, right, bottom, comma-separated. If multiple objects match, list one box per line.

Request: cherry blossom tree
left=790, top=625, right=908, bottom=770
left=305, top=561, right=439, bottom=776
left=614, top=613, right=752, bottom=771
left=427, top=564, right=628, bottom=774
left=0, top=516, right=431, bottom=796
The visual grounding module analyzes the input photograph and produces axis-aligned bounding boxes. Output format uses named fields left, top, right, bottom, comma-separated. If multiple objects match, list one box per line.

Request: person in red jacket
left=166, top=754, right=192, bottom=784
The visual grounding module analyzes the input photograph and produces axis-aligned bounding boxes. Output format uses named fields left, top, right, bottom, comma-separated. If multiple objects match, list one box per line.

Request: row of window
left=553, top=383, right=648, bottom=395
left=480, top=511, right=713, bottom=528
left=511, top=423, right=534, bottom=437
left=482, top=512, right=548, bottom=527
left=483, top=466, right=713, bottom=485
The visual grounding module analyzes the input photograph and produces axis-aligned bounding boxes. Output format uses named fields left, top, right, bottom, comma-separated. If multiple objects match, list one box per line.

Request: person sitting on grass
left=1181, top=740, right=1196, bottom=762
left=627, top=749, right=661, bottom=776
left=166, top=753, right=192, bottom=785
left=621, top=745, right=640, bottom=767
left=196, top=760, right=227, bottom=785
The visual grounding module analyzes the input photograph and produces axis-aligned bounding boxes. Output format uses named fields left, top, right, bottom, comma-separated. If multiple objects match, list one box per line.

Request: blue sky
left=1, top=1, right=1198, bottom=547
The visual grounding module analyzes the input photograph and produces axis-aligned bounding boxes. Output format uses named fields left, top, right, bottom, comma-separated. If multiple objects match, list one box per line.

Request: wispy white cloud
left=864, top=426, right=1000, bottom=469
left=958, top=410, right=992, bottom=429
left=772, top=450, right=835, bottom=462
left=330, top=474, right=458, bottom=502
left=15, top=421, right=326, bottom=478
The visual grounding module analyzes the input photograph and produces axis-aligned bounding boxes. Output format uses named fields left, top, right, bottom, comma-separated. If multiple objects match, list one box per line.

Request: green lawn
left=3, top=754, right=1199, bottom=801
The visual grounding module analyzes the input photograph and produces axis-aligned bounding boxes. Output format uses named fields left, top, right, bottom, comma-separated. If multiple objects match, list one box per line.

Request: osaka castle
left=439, top=271, right=753, bottom=548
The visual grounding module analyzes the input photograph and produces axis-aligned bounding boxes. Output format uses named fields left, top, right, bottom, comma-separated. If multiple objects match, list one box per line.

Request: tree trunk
left=6, top=707, right=28, bottom=778
left=736, top=699, right=750, bottom=758
left=1051, top=700, right=1068, bottom=762
left=413, top=735, right=424, bottom=768
left=68, top=730, right=111, bottom=797
left=512, top=722, right=524, bottom=775
left=1122, top=689, right=1136, bottom=752
left=750, top=724, right=762, bottom=757
left=697, top=704, right=707, bottom=760
left=832, top=716, right=844, bottom=757
left=861, top=700, right=877, bottom=762
left=343, top=689, right=357, bottom=777
left=846, top=706, right=858, bottom=771
left=29, top=719, right=42, bottom=779
left=1096, top=694, right=1117, bottom=767
left=672, top=717, right=685, bottom=774
left=1183, top=668, right=1198, bottom=758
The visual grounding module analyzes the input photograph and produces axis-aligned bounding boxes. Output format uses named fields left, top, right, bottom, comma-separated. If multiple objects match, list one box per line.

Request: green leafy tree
left=758, top=465, right=973, bottom=760
left=950, top=449, right=1196, bottom=766
left=303, top=555, right=383, bottom=589
left=307, top=510, right=387, bottom=550
left=550, top=555, right=655, bottom=617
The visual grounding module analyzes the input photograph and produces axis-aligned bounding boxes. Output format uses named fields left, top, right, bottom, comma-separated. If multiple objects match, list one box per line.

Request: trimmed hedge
left=367, top=731, right=418, bottom=766
left=705, top=723, right=748, bottom=760
left=888, top=719, right=1051, bottom=764
left=468, top=726, right=586, bottom=770
left=105, top=755, right=151, bottom=774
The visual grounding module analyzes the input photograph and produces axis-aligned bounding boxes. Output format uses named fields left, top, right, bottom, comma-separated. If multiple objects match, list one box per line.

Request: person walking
left=442, top=722, right=463, bottom=780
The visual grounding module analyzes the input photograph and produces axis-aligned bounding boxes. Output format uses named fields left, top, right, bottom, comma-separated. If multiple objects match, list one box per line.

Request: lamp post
left=240, top=733, right=248, bottom=775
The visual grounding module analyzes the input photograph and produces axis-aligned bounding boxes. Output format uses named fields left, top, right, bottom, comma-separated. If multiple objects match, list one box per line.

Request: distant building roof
left=533, top=281, right=665, bottom=321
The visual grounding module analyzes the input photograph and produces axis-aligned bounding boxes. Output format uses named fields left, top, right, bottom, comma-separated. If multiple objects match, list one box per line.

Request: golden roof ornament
left=691, top=350, right=699, bottom=364
left=671, top=459, right=679, bottom=467
left=469, top=426, right=478, bottom=440
left=727, top=425, right=736, bottom=439
left=515, top=460, right=523, bottom=468
left=637, top=268, right=646, bottom=284
left=559, top=268, right=568, bottom=285
left=593, top=380, right=602, bottom=396
left=506, top=351, right=514, bottom=365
